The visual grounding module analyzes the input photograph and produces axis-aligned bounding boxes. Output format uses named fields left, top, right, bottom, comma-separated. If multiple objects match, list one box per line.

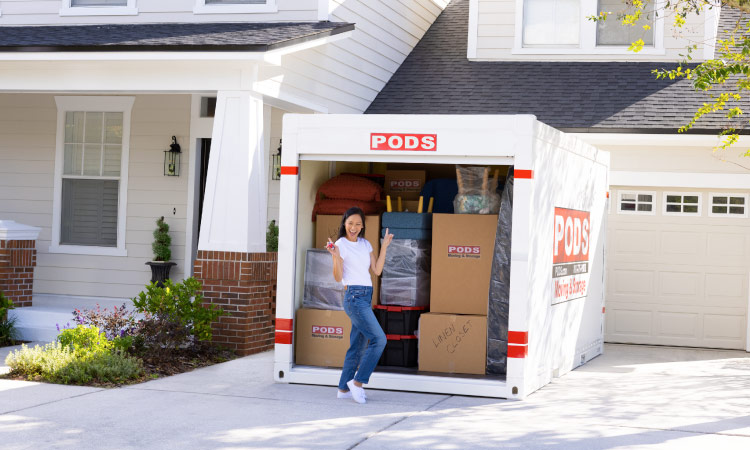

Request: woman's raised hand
left=382, top=228, right=394, bottom=248
left=326, top=238, right=340, bottom=257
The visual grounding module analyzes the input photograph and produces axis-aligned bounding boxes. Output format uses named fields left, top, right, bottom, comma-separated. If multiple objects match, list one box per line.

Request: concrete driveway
left=1, top=343, right=749, bottom=449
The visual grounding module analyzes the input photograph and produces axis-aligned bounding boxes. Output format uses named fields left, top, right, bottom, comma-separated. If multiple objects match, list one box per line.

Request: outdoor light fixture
left=164, top=136, right=181, bottom=177
left=271, top=139, right=282, bottom=180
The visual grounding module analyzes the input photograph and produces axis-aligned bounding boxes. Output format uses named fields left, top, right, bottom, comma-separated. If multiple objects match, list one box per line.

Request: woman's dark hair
left=337, top=207, right=366, bottom=240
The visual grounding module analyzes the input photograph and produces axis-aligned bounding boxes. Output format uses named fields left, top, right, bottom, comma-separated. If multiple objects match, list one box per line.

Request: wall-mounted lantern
left=271, top=139, right=282, bottom=181
left=164, top=136, right=181, bottom=176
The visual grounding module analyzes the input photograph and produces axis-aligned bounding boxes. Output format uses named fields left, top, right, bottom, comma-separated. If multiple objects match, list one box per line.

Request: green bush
left=57, top=325, right=112, bottom=357
left=132, top=277, right=224, bottom=349
left=0, top=292, right=19, bottom=346
left=5, top=342, right=142, bottom=385
left=152, top=216, right=171, bottom=262
left=266, top=220, right=279, bottom=252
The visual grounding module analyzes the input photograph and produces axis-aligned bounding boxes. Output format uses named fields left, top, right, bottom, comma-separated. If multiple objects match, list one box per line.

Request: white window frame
left=617, top=190, right=656, bottom=215
left=60, top=0, right=138, bottom=16
left=662, top=191, right=702, bottom=216
left=512, top=0, right=665, bottom=55
left=51, top=96, right=134, bottom=257
left=708, top=192, right=749, bottom=218
left=193, top=0, right=277, bottom=14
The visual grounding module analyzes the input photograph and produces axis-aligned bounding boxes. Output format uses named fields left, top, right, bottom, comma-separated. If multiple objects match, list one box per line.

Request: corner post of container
left=274, top=114, right=301, bottom=382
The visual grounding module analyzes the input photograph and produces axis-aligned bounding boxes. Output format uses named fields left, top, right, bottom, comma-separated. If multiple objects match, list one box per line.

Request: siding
left=473, top=0, right=712, bottom=62
left=0, top=0, right=317, bottom=24
left=0, top=93, right=191, bottom=299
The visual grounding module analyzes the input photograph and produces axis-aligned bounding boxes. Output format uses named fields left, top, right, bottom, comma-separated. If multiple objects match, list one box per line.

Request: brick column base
left=0, top=240, right=37, bottom=307
left=194, top=251, right=278, bottom=356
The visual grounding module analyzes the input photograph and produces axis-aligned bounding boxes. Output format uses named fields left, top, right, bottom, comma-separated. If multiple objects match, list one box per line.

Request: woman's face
left=344, top=214, right=364, bottom=241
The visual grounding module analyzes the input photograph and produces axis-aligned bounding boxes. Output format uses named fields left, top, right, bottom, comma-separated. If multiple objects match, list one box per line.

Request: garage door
left=606, top=188, right=749, bottom=350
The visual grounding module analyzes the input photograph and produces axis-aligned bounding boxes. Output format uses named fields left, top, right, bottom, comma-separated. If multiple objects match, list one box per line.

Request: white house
left=366, top=0, right=750, bottom=351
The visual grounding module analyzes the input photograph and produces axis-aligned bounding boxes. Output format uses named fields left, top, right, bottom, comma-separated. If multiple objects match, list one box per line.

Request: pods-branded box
left=294, top=308, right=351, bottom=368
left=418, top=313, right=487, bottom=375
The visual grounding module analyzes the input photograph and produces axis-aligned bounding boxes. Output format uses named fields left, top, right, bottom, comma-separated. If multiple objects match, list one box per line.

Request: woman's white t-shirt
left=335, top=237, right=373, bottom=287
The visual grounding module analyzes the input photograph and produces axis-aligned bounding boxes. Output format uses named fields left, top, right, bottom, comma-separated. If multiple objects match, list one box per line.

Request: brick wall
left=0, top=239, right=37, bottom=307
left=194, top=250, right=278, bottom=356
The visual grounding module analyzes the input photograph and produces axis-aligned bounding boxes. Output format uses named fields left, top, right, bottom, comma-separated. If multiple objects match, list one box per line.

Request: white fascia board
left=569, top=132, right=750, bottom=147
left=467, top=0, right=478, bottom=59
left=704, top=5, right=720, bottom=61
left=261, top=31, right=353, bottom=65
left=611, top=171, right=750, bottom=189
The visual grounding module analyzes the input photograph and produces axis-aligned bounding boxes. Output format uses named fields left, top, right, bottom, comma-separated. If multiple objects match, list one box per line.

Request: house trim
left=611, top=171, right=750, bottom=189
left=467, top=0, right=478, bottom=59
left=60, top=0, right=138, bottom=16
left=50, top=96, right=135, bottom=258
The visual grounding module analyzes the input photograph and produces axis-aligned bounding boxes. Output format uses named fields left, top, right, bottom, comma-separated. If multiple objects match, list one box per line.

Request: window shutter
left=61, top=179, right=119, bottom=247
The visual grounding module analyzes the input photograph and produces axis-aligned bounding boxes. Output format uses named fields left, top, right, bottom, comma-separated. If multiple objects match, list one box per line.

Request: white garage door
left=606, top=188, right=749, bottom=350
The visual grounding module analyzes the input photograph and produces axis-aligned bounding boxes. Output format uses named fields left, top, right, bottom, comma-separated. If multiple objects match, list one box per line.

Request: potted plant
left=145, top=216, right=176, bottom=287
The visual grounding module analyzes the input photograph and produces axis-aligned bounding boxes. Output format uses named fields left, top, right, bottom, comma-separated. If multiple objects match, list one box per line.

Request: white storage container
left=273, top=114, right=609, bottom=399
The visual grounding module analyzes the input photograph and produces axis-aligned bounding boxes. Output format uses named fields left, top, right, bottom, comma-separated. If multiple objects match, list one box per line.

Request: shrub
left=5, top=342, right=142, bottom=385
left=0, top=292, right=19, bottom=346
left=57, top=325, right=112, bottom=357
left=71, top=303, right=141, bottom=342
left=152, top=216, right=171, bottom=262
left=266, top=220, right=279, bottom=252
left=132, top=277, right=224, bottom=351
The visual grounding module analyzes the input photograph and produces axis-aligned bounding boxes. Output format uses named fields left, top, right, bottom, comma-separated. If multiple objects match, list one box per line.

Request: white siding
left=255, top=0, right=448, bottom=113
left=0, top=0, right=317, bottom=24
left=0, top=93, right=192, bottom=299
left=473, top=0, right=712, bottom=62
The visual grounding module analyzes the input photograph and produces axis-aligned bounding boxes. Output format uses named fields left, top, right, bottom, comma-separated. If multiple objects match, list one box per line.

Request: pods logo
left=370, top=133, right=437, bottom=151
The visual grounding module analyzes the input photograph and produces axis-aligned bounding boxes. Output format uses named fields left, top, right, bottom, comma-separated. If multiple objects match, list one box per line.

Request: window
left=709, top=193, right=748, bottom=218
left=663, top=192, right=701, bottom=216
left=51, top=97, right=134, bottom=256
left=596, top=0, right=654, bottom=46
left=522, top=0, right=580, bottom=47
left=194, top=0, right=277, bottom=14
left=60, top=0, right=137, bottom=16
left=618, top=190, right=655, bottom=215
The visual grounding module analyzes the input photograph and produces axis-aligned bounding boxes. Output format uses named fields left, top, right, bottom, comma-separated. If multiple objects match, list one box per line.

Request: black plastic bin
left=374, top=305, right=427, bottom=335
left=378, top=334, right=418, bottom=367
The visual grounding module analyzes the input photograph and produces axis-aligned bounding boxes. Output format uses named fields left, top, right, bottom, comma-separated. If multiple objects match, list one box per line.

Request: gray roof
left=366, top=0, right=750, bottom=133
left=0, top=21, right=353, bottom=52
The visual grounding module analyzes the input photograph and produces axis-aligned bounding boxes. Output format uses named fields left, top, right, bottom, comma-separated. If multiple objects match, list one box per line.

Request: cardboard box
left=384, top=170, right=426, bottom=201
left=294, top=308, right=351, bottom=367
left=430, top=214, right=498, bottom=315
left=316, top=214, right=381, bottom=305
left=418, top=313, right=487, bottom=375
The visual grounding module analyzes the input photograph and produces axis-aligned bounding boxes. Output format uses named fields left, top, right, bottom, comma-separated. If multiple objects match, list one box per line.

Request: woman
left=326, top=207, right=393, bottom=404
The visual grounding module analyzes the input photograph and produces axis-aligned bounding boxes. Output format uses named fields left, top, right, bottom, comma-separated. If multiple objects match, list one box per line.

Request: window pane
left=684, top=196, right=699, bottom=204
left=684, top=205, right=698, bottom=213
left=621, top=193, right=636, bottom=201
left=637, top=194, right=652, bottom=202
left=713, top=206, right=728, bottom=214
left=83, top=144, right=102, bottom=176
left=61, top=179, right=118, bottom=247
left=713, top=196, right=728, bottom=205
left=65, top=112, right=84, bottom=143
left=523, top=0, right=580, bottom=46
left=621, top=202, right=636, bottom=211
left=666, top=195, right=681, bottom=203
left=205, top=0, right=265, bottom=3
left=666, top=205, right=681, bottom=213
left=596, top=0, right=654, bottom=46
left=103, top=145, right=122, bottom=176
left=730, top=196, right=745, bottom=205
left=63, top=143, right=83, bottom=175
left=104, top=113, right=123, bottom=144
left=72, top=0, right=127, bottom=5
left=637, top=204, right=652, bottom=212
left=84, top=112, right=103, bottom=144
left=730, top=206, right=744, bottom=215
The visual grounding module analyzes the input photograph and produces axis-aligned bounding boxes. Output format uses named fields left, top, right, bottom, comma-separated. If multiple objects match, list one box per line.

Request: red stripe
left=507, top=344, right=528, bottom=358
left=606, top=191, right=610, bottom=199
left=508, top=331, right=528, bottom=345
left=276, top=318, right=293, bottom=332
left=280, top=166, right=298, bottom=175
left=386, top=334, right=417, bottom=340
left=602, top=307, right=606, bottom=313
left=515, top=169, right=533, bottom=179
left=375, top=305, right=428, bottom=312
left=274, top=331, right=293, bottom=345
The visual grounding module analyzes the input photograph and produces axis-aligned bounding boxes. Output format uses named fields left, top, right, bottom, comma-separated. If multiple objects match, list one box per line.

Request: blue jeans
left=338, top=285, right=386, bottom=390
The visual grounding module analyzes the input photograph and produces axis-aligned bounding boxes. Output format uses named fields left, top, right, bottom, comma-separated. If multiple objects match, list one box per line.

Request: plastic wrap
left=380, top=239, right=431, bottom=307
left=486, top=169, right=514, bottom=374
left=303, top=249, right=345, bottom=310
left=453, top=165, right=501, bottom=214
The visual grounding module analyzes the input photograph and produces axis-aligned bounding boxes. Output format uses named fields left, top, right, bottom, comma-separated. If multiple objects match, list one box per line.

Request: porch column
left=195, top=91, right=276, bottom=356
left=0, top=220, right=41, bottom=308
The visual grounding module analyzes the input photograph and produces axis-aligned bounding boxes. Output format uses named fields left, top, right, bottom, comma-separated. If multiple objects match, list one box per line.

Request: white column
left=198, top=91, right=268, bottom=253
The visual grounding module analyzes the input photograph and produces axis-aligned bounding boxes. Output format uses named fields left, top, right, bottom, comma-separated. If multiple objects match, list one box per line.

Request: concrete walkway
left=1, top=343, right=750, bottom=449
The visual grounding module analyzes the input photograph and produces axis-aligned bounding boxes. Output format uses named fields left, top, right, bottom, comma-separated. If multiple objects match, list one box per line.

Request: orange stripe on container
left=508, top=331, right=528, bottom=345
left=276, top=318, right=293, bottom=332
left=280, top=166, right=298, bottom=175
left=275, top=331, right=293, bottom=345
left=507, top=345, right=528, bottom=358
left=602, top=307, right=606, bottom=314
left=515, top=169, right=533, bottom=179
left=606, top=191, right=610, bottom=199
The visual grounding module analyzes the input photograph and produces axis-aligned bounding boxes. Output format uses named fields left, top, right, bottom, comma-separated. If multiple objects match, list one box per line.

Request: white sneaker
left=337, top=390, right=352, bottom=399
left=346, top=380, right=367, bottom=404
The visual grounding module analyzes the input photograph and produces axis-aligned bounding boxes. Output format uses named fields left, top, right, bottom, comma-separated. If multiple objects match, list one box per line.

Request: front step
left=9, top=294, right=136, bottom=342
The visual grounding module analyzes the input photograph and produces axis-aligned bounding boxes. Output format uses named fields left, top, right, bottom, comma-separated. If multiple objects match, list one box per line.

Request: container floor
left=375, top=365, right=506, bottom=382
